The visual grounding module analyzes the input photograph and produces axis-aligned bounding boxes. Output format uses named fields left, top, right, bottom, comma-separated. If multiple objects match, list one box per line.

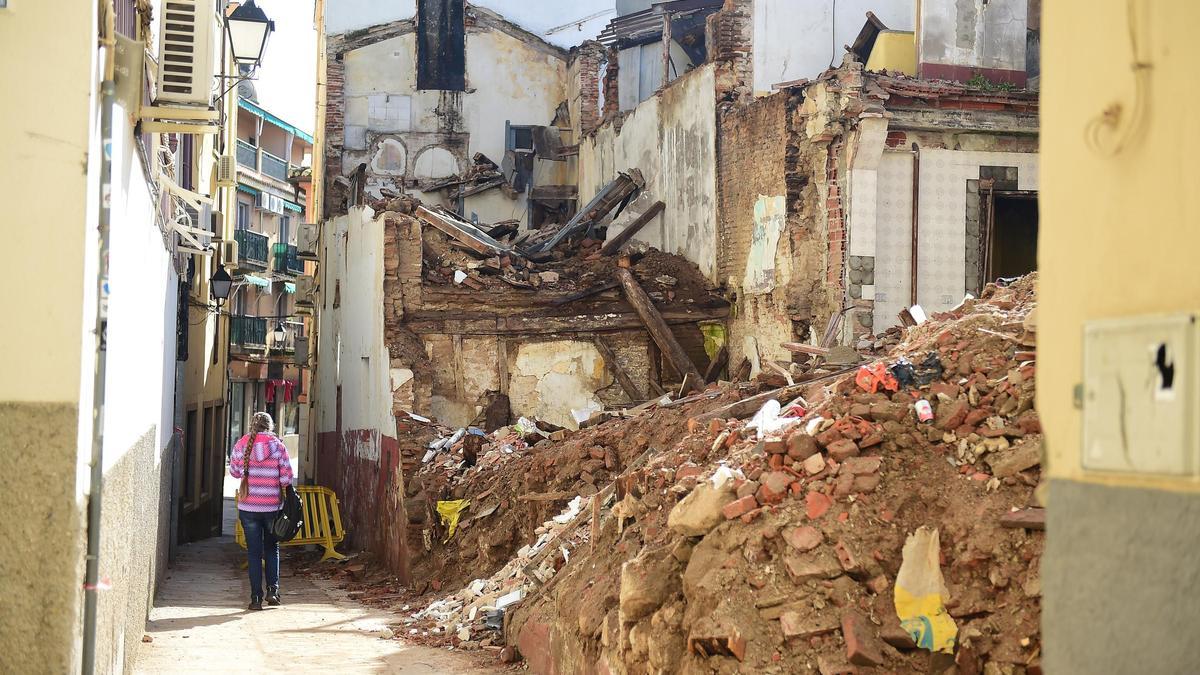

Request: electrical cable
left=1084, top=0, right=1152, bottom=156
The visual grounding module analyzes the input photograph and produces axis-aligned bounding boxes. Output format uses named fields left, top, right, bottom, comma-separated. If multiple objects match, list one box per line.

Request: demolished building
left=307, top=4, right=1043, bottom=667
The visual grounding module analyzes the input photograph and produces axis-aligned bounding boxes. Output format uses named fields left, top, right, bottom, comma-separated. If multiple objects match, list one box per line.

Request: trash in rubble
left=916, top=352, right=944, bottom=385
left=485, top=609, right=504, bottom=630
left=401, top=410, right=432, bottom=423
left=571, top=401, right=603, bottom=426
left=890, top=357, right=917, bottom=388
left=453, top=270, right=468, bottom=284
left=895, top=526, right=958, bottom=654
left=552, top=496, right=584, bottom=524
left=513, top=417, right=548, bottom=439
left=746, top=399, right=802, bottom=439
left=710, top=464, right=744, bottom=488
left=908, top=304, right=928, bottom=324
left=436, top=500, right=471, bottom=542
left=804, top=416, right=828, bottom=436
left=915, top=399, right=934, bottom=423
left=495, top=588, right=524, bottom=609
left=856, top=362, right=899, bottom=393
left=655, top=274, right=677, bottom=287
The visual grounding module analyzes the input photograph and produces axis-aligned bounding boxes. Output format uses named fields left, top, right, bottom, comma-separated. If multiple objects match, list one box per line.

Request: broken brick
left=787, top=433, right=820, bottom=460
left=841, top=611, right=885, bottom=667
left=707, top=418, right=724, bottom=436
left=935, top=399, right=969, bottom=430
left=806, top=492, right=833, bottom=520
left=964, top=408, right=991, bottom=427
left=757, top=471, right=792, bottom=505
left=842, top=456, right=881, bottom=475
left=722, top=495, right=759, bottom=520
left=851, top=473, right=881, bottom=494
left=763, top=437, right=787, bottom=454
left=803, top=452, right=827, bottom=475
left=784, top=526, right=822, bottom=551
left=815, top=428, right=844, bottom=448
left=858, top=432, right=884, bottom=449
left=827, top=439, right=860, bottom=462
left=868, top=402, right=908, bottom=423
left=676, top=464, right=703, bottom=481
left=835, top=540, right=866, bottom=579
left=780, top=610, right=840, bottom=639
left=817, top=655, right=858, bottom=675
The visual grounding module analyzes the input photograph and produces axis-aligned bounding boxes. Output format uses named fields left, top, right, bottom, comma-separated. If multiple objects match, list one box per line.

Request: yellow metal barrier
left=235, top=485, right=347, bottom=562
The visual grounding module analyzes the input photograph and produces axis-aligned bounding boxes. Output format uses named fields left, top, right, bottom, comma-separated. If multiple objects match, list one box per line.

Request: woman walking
left=229, top=412, right=294, bottom=610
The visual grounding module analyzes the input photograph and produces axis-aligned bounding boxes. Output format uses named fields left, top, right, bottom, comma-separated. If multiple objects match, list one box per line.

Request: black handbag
left=271, top=485, right=304, bottom=541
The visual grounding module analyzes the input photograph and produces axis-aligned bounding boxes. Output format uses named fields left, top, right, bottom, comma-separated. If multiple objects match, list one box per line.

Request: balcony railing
left=273, top=243, right=303, bottom=274
left=261, top=150, right=289, bottom=182
left=231, top=316, right=267, bottom=347
left=236, top=139, right=257, bottom=168
left=234, top=229, right=269, bottom=267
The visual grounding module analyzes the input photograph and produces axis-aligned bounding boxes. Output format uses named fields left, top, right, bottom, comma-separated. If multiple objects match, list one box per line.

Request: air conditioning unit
left=219, top=239, right=238, bottom=266
left=298, top=223, right=319, bottom=257
left=216, top=155, right=236, bottom=187
left=156, top=0, right=216, bottom=107
left=295, top=276, right=317, bottom=306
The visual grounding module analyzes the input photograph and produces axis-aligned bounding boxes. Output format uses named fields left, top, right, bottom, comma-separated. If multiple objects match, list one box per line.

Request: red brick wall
left=707, top=0, right=753, bottom=101
left=572, top=41, right=604, bottom=133
left=825, top=139, right=845, bottom=287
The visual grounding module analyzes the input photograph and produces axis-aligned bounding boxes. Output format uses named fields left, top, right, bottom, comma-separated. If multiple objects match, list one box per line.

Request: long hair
left=238, top=412, right=276, bottom=500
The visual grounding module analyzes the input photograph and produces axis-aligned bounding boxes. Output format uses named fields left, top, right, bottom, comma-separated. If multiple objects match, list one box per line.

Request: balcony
left=273, top=243, right=303, bottom=275
left=261, top=150, right=289, bottom=182
left=234, top=229, right=269, bottom=268
left=230, top=316, right=267, bottom=348
left=236, top=139, right=257, bottom=169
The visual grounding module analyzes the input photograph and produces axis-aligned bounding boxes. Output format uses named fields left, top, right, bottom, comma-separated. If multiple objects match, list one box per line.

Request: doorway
left=980, top=190, right=1038, bottom=285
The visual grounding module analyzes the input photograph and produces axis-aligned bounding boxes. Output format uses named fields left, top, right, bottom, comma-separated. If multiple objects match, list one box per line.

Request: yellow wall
left=866, top=31, right=917, bottom=76
left=1040, top=0, right=1200, bottom=493
left=0, top=1, right=94, bottom=403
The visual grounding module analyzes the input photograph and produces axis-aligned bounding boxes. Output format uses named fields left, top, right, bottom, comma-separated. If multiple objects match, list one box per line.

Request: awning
left=283, top=282, right=296, bottom=294
left=243, top=274, right=271, bottom=289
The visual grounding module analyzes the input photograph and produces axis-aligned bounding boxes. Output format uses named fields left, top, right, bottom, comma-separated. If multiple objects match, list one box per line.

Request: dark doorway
left=980, top=190, right=1038, bottom=285
left=416, top=0, right=465, bottom=91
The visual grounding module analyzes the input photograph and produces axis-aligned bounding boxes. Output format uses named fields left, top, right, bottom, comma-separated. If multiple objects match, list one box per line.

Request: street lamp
left=225, top=0, right=275, bottom=68
left=211, top=265, right=233, bottom=308
left=273, top=321, right=287, bottom=345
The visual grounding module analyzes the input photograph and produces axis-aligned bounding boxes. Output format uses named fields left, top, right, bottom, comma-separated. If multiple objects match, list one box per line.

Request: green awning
left=243, top=275, right=271, bottom=289
left=283, top=282, right=296, bottom=294
left=284, top=200, right=304, bottom=213
left=238, top=97, right=315, bottom=144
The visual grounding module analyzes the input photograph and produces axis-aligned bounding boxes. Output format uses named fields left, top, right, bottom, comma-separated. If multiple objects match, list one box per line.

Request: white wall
left=315, top=207, right=395, bottom=457
left=752, top=0, right=915, bottom=94
left=580, top=64, right=719, bottom=280
left=325, top=0, right=616, bottom=48
left=340, top=23, right=566, bottom=224
left=918, top=0, right=1027, bottom=73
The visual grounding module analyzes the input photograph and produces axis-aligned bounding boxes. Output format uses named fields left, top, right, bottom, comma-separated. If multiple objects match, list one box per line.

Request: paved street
left=134, top=481, right=494, bottom=674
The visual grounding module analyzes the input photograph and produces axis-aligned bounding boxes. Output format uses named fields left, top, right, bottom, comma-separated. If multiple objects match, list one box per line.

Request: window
left=279, top=215, right=291, bottom=245
left=416, top=0, right=466, bottom=91
left=237, top=201, right=251, bottom=230
left=508, top=125, right=534, bottom=152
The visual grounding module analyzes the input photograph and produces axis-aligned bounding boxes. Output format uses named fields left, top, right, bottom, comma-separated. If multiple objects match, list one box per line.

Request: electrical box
left=1082, top=313, right=1199, bottom=476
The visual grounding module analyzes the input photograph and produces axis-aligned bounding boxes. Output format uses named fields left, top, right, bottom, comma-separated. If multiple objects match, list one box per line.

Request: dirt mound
left=308, top=276, right=1044, bottom=673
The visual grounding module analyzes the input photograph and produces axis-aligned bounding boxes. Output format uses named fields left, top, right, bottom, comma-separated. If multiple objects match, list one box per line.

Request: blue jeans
left=239, top=510, right=279, bottom=600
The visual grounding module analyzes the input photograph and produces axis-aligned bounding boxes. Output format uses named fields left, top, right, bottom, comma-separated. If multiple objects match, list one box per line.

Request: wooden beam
left=140, top=105, right=220, bottom=121
left=600, top=200, right=665, bottom=256
left=693, top=366, right=859, bottom=423
left=703, top=345, right=728, bottom=383
left=593, top=337, right=644, bottom=402
left=549, top=280, right=620, bottom=307
left=781, top=342, right=831, bottom=357
left=141, top=121, right=219, bottom=135
left=615, top=268, right=704, bottom=393
left=402, top=305, right=729, bottom=336
left=999, top=508, right=1045, bottom=530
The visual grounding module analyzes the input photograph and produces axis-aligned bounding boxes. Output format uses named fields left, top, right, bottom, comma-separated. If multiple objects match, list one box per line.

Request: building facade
left=228, top=94, right=315, bottom=480
left=1, top=0, right=237, bottom=671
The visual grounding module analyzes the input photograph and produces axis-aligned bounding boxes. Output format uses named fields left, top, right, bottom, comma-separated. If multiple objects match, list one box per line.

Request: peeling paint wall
left=336, top=15, right=568, bottom=224
left=508, top=341, right=611, bottom=430
left=579, top=64, right=719, bottom=280
left=751, top=0, right=915, bottom=95
left=918, top=0, right=1028, bottom=84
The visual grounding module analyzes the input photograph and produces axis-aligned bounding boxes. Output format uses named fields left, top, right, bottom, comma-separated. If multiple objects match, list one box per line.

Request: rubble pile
left=316, top=276, right=1044, bottom=674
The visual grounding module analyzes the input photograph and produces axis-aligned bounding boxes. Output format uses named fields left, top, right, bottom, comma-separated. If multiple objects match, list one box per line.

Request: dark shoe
left=266, top=586, right=281, bottom=606
left=248, top=596, right=263, bottom=611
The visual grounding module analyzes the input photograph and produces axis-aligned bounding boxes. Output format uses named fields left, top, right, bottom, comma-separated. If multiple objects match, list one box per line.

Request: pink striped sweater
left=229, top=433, right=294, bottom=512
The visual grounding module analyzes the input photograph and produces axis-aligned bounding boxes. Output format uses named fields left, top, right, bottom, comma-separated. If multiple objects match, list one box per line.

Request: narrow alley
left=134, top=479, right=493, bottom=674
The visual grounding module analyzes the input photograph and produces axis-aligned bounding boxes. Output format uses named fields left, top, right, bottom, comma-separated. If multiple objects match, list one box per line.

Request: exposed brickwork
left=825, top=139, right=845, bottom=287
left=706, top=0, right=753, bottom=102
left=571, top=41, right=605, bottom=133
left=602, top=46, right=620, bottom=122
left=322, top=48, right=347, bottom=220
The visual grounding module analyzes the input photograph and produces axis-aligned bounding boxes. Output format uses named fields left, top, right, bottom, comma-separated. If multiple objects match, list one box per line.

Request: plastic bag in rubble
left=894, top=526, right=957, bottom=653
left=513, top=417, right=548, bottom=438
left=436, top=499, right=471, bottom=543
left=746, top=399, right=801, bottom=439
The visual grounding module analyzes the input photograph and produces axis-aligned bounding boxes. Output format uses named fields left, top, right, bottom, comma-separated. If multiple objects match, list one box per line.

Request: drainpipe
left=82, top=3, right=116, bottom=673
left=909, top=143, right=920, bottom=306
